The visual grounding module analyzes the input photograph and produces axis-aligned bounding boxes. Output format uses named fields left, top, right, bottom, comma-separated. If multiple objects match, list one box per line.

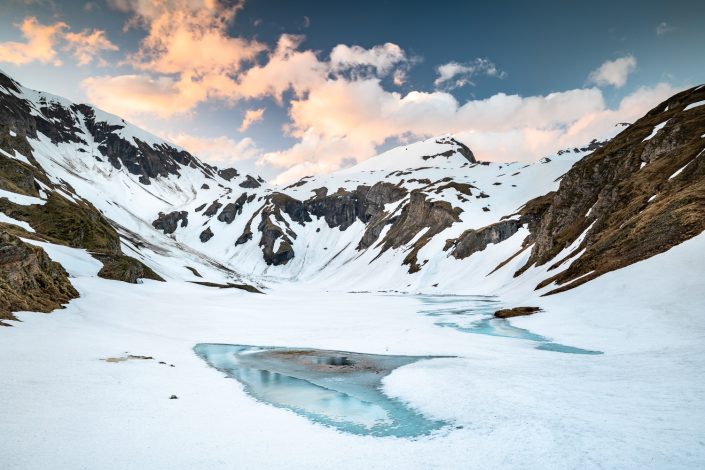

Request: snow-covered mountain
left=1, top=69, right=704, bottom=319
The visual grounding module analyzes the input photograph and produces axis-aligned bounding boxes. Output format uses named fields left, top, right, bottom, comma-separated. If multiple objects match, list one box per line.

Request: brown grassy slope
left=515, top=84, right=705, bottom=294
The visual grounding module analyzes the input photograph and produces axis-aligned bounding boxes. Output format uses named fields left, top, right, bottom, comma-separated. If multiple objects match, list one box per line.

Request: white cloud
left=330, top=43, right=407, bottom=76
left=656, top=22, right=675, bottom=36
left=238, top=108, right=265, bottom=132
left=434, top=59, right=506, bottom=89
left=234, top=34, right=327, bottom=103
left=261, top=79, right=678, bottom=183
left=588, top=55, right=637, bottom=88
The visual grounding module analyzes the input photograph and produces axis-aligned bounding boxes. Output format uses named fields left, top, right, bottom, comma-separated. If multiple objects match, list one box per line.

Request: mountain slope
left=1, top=70, right=704, bottom=319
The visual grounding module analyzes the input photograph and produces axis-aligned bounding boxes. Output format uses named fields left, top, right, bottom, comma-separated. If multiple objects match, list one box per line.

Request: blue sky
left=0, top=0, right=702, bottom=182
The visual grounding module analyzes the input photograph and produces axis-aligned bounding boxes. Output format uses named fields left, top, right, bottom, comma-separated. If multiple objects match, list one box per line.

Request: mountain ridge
left=1, top=71, right=704, bottom=319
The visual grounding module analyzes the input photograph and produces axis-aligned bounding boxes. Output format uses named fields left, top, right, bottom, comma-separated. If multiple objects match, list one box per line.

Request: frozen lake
left=194, top=295, right=602, bottom=438
left=194, top=344, right=449, bottom=437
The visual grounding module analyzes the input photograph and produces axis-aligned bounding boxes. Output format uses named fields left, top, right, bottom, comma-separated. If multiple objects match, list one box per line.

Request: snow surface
left=0, top=146, right=31, bottom=165
left=1, top=234, right=704, bottom=469
left=642, top=120, right=668, bottom=142
left=21, top=238, right=103, bottom=277
left=684, top=99, right=705, bottom=111
left=0, top=188, right=46, bottom=206
left=0, top=212, right=34, bottom=232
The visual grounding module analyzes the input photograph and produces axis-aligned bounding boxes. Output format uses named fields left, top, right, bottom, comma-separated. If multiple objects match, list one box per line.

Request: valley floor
left=1, top=235, right=705, bottom=469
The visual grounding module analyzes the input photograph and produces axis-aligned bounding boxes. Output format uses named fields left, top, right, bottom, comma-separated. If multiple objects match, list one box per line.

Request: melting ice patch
left=194, top=344, right=449, bottom=437
left=415, top=295, right=603, bottom=355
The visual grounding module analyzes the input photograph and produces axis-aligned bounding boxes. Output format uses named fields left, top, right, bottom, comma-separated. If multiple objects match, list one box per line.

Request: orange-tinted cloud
left=0, top=16, right=117, bottom=67
left=0, top=17, right=67, bottom=66
left=86, top=0, right=264, bottom=116
left=238, top=108, right=265, bottom=132
left=82, top=74, right=200, bottom=119
left=64, top=29, right=119, bottom=66
left=262, top=80, right=678, bottom=184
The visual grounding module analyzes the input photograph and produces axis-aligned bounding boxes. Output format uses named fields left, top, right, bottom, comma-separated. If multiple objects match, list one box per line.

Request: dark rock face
left=0, top=231, right=78, bottom=323
left=217, top=193, right=248, bottom=224
left=199, top=227, right=214, bottom=243
left=152, top=211, right=189, bottom=234
left=271, top=192, right=312, bottom=225
left=239, top=175, right=262, bottom=188
left=235, top=231, right=253, bottom=246
left=203, top=201, right=223, bottom=217
left=235, top=208, right=261, bottom=246
left=257, top=207, right=295, bottom=266
left=446, top=219, right=522, bottom=259
left=244, top=182, right=408, bottom=266
left=0, top=148, right=50, bottom=197
left=376, top=191, right=463, bottom=273
left=218, top=168, right=239, bottom=181
left=74, top=104, right=214, bottom=185
left=306, top=182, right=407, bottom=232
left=514, top=84, right=705, bottom=293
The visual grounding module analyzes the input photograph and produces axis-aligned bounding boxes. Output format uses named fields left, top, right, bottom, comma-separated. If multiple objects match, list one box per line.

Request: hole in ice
left=194, top=344, right=450, bottom=437
left=415, top=295, right=603, bottom=355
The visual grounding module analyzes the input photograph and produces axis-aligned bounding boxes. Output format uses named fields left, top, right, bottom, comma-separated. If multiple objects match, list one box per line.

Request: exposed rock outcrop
left=307, top=182, right=407, bottom=232
left=0, top=230, right=78, bottom=323
left=93, top=253, right=164, bottom=283
left=218, top=168, right=239, bottom=181
left=217, top=193, right=249, bottom=224
left=203, top=201, right=223, bottom=217
left=199, top=227, right=214, bottom=243
left=239, top=175, right=262, bottom=188
left=152, top=211, right=188, bottom=234
left=381, top=191, right=463, bottom=273
left=494, top=307, right=542, bottom=318
left=445, top=219, right=523, bottom=259
left=257, top=207, right=295, bottom=266
left=422, top=137, right=477, bottom=163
